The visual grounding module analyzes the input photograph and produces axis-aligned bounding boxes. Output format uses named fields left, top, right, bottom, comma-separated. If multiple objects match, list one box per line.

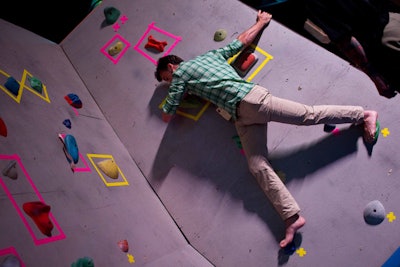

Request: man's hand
left=162, top=112, right=173, bottom=123
left=237, top=10, right=272, bottom=46
left=256, top=10, right=272, bottom=26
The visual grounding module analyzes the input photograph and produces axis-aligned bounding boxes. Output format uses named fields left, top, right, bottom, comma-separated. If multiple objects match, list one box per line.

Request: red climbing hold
left=236, top=51, right=257, bottom=72
left=23, top=201, right=54, bottom=237
left=232, top=50, right=258, bottom=77
left=0, top=117, right=7, bottom=137
left=145, top=35, right=168, bottom=52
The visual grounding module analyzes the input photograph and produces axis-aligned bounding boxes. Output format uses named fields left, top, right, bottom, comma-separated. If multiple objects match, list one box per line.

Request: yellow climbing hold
left=96, top=159, right=119, bottom=179
left=108, top=41, right=123, bottom=56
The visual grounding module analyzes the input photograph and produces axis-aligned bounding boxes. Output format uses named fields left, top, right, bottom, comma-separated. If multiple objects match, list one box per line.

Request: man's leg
left=235, top=85, right=377, bottom=246
left=259, top=87, right=378, bottom=142
left=241, top=86, right=365, bottom=126
left=261, top=89, right=378, bottom=142
left=235, top=121, right=305, bottom=248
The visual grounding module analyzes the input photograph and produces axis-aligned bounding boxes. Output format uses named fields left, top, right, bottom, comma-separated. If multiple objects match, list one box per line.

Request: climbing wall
left=1, top=0, right=400, bottom=266
left=0, top=17, right=212, bottom=267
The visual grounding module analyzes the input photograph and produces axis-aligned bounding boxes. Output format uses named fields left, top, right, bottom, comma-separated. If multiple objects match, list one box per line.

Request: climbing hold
left=89, top=0, right=102, bottom=11
left=59, top=134, right=79, bottom=171
left=2, top=160, right=18, bottom=180
left=0, top=117, right=7, bottom=137
left=283, top=240, right=296, bottom=255
left=145, top=35, right=168, bottom=53
left=104, top=6, right=120, bottom=25
left=117, top=239, right=129, bottom=253
left=96, top=159, right=119, bottom=179
left=64, top=93, right=83, bottom=109
left=237, top=51, right=257, bottom=71
left=332, top=128, right=340, bottom=136
left=323, top=124, right=336, bottom=132
left=232, top=135, right=242, bottom=149
left=0, top=255, right=21, bottom=267
left=363, top=200, right=385, bottom=225
left=108, top=41, right=123, bottom=56
left=63, top=119, right=72, bottom=129
left=71, top=256, right=95, bottom=267
left=29, top=77, right=43, bottom=94
left=232, top=51, right=258, bottom=77
left=4, top=77, right=20, bottom=96
left=22, top=201, right=54, bottom=237
left=213, top=29, right=227, bottom=41
left=64, top=134, right=79, bottom=164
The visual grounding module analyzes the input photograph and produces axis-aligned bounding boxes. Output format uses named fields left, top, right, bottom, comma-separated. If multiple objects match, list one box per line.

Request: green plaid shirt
left=162, top=39, right=255, bottom=120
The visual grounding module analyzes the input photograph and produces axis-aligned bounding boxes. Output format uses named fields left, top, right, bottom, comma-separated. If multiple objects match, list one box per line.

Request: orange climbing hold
left=145, top=35, right=168, bottom=52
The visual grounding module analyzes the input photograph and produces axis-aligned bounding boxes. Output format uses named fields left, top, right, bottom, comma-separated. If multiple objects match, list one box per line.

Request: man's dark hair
left=155, top=55, right=184, bottom=82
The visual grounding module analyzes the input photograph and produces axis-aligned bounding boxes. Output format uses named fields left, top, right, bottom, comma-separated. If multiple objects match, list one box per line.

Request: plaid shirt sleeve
left=162, top=77, right=186, bottom=115
left=215, top=39, right=244, bottom=59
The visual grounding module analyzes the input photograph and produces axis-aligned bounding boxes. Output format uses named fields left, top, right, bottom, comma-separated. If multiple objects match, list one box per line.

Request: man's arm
left=161, top=77, right=188, bottom=123
left=237, top=10, right=272, bottom=47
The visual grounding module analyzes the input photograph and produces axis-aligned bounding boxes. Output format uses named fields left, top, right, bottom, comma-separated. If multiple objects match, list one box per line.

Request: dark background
left=0, top=0, right=309, bottom=44
left=0, top=0, right=94, bottom=44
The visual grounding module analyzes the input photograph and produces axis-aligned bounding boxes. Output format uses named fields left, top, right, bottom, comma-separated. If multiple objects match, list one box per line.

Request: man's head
left=155, top=55, right=184, bottom=83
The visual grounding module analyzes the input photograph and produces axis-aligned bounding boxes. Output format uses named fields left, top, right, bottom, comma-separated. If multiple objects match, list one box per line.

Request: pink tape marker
left=0, top=154, right=66, bottom=245
left=134, top=22, right=182, bottom=65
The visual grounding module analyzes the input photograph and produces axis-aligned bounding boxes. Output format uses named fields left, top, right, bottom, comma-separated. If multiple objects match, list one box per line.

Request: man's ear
left=167, top=63, right=174, bottom=72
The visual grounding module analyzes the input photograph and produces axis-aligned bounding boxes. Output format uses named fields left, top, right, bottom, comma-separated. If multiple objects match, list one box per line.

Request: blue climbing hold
left=63, top=119, right=72, bottom=129
left=64, top=93, right=83, bottom=109
left=65, top=134, right=79, bottom=164
left=4, top=76, right=20, bottom=96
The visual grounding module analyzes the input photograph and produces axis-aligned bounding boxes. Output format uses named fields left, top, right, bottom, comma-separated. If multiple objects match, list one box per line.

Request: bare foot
left=363, top=110, right=378, bottom=143
left=279, top=214, right=306, bottom=248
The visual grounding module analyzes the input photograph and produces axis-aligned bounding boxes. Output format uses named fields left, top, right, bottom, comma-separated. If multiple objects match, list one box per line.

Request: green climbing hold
left=214, top=29, right=227, bottom=42
left=71, top=257, right=95, bottom=267
left=104, top=6, right=121, bottom=25
left=29, top=77, right=43, bottom=94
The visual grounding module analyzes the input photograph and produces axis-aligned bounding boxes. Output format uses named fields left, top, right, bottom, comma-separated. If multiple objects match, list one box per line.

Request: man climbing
left=154, top=10, right=379, bottom=248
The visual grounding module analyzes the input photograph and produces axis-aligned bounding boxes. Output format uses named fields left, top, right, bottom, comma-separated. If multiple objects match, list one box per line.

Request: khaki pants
left=235, top=85, right=364, bottom=220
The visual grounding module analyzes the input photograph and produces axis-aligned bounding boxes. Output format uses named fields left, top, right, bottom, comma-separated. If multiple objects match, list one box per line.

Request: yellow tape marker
left=86, top=153, right=129, bottom=187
